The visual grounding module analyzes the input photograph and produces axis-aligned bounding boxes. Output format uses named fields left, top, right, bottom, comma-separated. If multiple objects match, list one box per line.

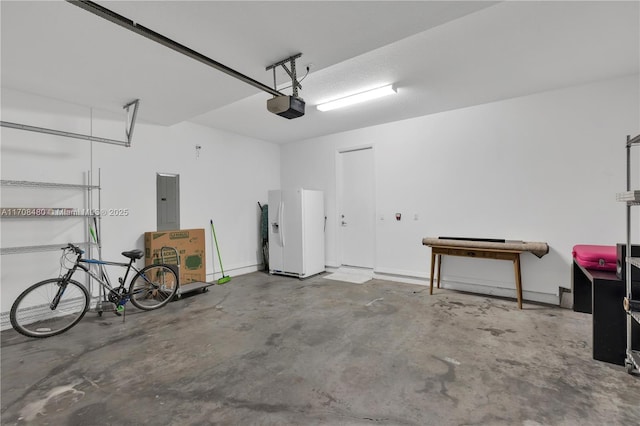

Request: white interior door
left=339, top=148, right=374, bottom=268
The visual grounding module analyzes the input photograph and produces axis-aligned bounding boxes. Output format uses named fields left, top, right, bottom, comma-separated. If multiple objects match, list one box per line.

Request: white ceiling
left=2, top=1, right=638, bottom=144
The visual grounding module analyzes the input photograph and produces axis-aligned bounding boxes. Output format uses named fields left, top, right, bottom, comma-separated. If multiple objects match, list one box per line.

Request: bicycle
left=10, top=243, right=179, bottom=338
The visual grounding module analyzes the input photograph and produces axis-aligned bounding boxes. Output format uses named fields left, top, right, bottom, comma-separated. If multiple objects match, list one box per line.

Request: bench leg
left=513, top=254, right=523, bottom=309
left=437, top=254, right=442, bottom=289
left=430, top=252, right=436, bottom=295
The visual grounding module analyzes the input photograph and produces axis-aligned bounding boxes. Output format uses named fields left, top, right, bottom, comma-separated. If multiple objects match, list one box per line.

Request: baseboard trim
left=372, top=269, right=558, bottom=306
left=207, top=263, right=262, bottom=281
left=374, top=267, right=428, bottom=279
left=439, top=280, right=559, bottom=306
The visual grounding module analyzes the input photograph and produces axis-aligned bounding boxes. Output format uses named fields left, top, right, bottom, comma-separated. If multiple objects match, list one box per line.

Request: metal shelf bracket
left=1, top=99, right=141, bottom=147
left=266, top=53, right=303, bottom=97
left=124, top=99, right=139, bottom=147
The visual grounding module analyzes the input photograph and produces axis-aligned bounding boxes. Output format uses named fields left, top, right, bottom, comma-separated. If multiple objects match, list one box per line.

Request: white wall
left=1, top=88, right=280, bottom=314
left=2, top=74, right=638, bottom=313
left=281, top=75, right=640, bottom=304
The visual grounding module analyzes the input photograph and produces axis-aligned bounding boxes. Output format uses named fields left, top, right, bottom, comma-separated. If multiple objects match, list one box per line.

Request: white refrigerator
left=268, top=189, right=325, bottom=278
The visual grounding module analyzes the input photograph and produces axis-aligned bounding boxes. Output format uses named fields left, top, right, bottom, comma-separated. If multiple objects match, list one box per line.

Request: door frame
left=335, top=144, right=376, bottom=268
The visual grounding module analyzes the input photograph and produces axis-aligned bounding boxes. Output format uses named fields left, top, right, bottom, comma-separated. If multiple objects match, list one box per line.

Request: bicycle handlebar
left=64, top=244, right=84, bottom=256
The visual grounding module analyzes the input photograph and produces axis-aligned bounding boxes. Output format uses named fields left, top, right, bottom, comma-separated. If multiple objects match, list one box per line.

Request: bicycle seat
left=122, top=249, right=143, bottom=260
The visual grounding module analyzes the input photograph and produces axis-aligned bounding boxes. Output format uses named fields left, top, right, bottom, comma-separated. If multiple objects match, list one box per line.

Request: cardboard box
left=144, top=229, right=206, bottom=284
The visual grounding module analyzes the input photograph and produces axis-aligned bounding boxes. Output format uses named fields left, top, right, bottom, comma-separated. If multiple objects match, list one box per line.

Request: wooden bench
left=422, top=238, right=549, bottom=310
left=428, top=245, right=524, bottom=309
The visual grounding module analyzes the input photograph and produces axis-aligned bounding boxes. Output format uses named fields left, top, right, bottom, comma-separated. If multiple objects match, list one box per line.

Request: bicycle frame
left=60, top=253, right=143, bottom=306
left=10, top=244, right=178, bottom=338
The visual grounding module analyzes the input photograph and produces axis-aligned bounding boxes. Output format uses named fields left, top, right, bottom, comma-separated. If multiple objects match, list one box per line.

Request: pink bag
left=572, top=245, right=617, bottom=271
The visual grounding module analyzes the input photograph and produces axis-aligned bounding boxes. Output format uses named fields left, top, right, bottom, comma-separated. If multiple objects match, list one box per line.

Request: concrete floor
left=1, top=271, right=639, bottom=425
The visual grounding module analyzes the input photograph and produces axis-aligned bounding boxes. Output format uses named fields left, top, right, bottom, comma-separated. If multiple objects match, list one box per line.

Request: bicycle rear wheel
left=10, top=278, right=89, bottom=338
left=129, top=264, right=178, bottom=310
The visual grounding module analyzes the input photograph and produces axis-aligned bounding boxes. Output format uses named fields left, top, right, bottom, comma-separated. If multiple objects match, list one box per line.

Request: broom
left=210, top=219, right=231, bottom=284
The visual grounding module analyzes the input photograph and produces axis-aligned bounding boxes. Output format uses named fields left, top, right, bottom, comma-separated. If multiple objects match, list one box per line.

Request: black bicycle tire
left=128, top=264, right=178, bottom=311
left=10, top=278, right=89, bottom=338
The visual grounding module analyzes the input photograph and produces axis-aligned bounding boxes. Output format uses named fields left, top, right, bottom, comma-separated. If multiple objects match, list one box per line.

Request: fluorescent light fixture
left=316, top=84, right=397, bottom=112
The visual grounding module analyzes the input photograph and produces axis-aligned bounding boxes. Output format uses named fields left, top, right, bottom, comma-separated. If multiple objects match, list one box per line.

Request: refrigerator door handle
left=279, top=201, right=285, bottom=247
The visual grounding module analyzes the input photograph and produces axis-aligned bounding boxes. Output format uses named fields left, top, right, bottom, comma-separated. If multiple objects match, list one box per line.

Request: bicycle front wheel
left=129, top=264, right=178, bottom=310
left=10, top=278, right=89, bottom=338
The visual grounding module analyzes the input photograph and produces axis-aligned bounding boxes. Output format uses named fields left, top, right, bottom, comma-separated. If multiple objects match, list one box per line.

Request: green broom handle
left=210, top=219, right=225, bottom=276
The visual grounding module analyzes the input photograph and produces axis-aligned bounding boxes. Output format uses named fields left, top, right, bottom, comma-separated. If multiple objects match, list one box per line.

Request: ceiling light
left=316, top=84, right=397, bottom=112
